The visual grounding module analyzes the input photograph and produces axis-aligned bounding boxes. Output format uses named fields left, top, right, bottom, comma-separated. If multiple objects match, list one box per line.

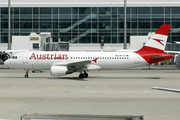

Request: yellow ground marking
left=48, top=84, right=69, bottom=90
left=84, top=78, right=89, bottom=80
left=0, top=99, right=7, bottom=102
left=18, top=95, right=27, bottom=98
left=9, top=98, right=20, bottom=101
left=0, top=95, right=27, bottom=102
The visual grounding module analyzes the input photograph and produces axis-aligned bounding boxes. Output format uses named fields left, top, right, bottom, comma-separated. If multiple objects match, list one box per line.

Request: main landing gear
left=24, top=69, right=29, bottom=78
left=79, top=72, right=88, bottom=79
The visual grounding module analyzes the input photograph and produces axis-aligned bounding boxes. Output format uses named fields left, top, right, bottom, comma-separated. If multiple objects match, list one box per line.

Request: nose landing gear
left=24, top=69, right=29, bottom=78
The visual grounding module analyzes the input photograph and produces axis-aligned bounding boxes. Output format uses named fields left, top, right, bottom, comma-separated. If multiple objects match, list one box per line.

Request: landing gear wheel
left=24, top=69, right=29, bottom=78
left=83, top=72, right=88, bottom=78
left=24, top=75, right=29, bottom=78
left=79, top=74, right=84, bottom=79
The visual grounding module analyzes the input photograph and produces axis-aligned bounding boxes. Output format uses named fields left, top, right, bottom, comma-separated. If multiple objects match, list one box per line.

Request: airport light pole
left=124, top=0, right=127, bottom=49
left=8, top=0, right=11, bottom=50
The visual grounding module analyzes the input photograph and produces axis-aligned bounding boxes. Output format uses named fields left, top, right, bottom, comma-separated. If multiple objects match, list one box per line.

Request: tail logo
left=152, top=38, right=164, bottom=46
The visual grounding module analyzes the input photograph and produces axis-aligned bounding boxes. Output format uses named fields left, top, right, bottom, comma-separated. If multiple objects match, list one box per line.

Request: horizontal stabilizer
left=152, top=86, right=180, bottom=93
left=149, top=55, right=169, bottom=59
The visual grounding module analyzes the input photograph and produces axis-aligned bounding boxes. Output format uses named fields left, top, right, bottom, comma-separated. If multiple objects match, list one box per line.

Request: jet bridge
left=21, top=114, right=144, bottom=120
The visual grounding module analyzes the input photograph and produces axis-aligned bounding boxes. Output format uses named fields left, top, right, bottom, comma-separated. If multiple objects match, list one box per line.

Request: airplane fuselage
left=6, top=51, right=147, bottom=70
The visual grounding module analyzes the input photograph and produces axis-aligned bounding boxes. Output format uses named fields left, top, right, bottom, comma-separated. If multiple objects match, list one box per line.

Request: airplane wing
left=51, top=58, right=99, bottom=70
left=52, top=60, right=91, bottom=67
left=152, top=86, right=180, bottom=93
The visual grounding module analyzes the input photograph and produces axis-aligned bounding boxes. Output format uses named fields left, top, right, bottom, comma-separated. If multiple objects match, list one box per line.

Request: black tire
left=83, top=73, right=88, bottom=78
left=24, top=75, right=29, bottom=78
left=79, top=74, right=84, bottom=79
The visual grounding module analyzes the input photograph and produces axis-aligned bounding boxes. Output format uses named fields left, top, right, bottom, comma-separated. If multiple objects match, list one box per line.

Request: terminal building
left=0, top=0, right=180, bottom=50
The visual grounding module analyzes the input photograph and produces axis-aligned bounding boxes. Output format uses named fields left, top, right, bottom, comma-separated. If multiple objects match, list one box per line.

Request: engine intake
left=50, top=66, right=68, bottom=76
left=1, top=53, right=10, bottom=62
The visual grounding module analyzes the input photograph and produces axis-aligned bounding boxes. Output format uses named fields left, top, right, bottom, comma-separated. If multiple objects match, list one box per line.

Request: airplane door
left=22, top=53, right=28, bottom=63
left=134, top=54, right=140, bottom=64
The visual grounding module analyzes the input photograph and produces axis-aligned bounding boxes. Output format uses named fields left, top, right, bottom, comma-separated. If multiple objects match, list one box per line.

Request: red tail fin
left=136, top=25, right=170, bottom=54
left=135, top=25, right=173, bottom=64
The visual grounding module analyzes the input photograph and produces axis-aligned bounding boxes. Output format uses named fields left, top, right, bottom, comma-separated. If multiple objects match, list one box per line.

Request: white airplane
left=152, top=87, right=180, bottom=93
left=4, top=25, right=173, bottom=79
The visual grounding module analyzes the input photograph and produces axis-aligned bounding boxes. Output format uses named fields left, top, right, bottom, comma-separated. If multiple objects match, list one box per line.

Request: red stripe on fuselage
left=135, top=46, right=173, bottom=64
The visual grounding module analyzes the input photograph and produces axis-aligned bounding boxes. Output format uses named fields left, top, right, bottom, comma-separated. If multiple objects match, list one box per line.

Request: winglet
left=93, top=58, right=98, bottom=63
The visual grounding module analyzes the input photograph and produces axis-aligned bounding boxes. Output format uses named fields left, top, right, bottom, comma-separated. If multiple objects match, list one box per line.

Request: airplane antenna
left=101, top=36, right=104, bottom=52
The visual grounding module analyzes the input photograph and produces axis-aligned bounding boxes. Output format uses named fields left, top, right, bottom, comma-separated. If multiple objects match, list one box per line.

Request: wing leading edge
left=51, top=58, right=101, bottom=70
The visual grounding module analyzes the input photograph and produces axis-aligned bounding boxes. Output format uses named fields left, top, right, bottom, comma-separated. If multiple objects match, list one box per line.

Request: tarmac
left=0, top=64, right=180, bottom=120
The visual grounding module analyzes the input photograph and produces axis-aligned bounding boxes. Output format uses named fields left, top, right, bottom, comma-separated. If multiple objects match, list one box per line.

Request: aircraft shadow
left=89, top=76, right=160, bottom=79
left=0, top=76, right=160, bottom=80
left=48, top=76, right=160, bottom=80
left=47, top=77, right=87, bottom=81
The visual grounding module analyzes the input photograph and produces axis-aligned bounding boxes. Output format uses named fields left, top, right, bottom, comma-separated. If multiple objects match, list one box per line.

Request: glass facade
left=1, top=7, right=180, bottom=43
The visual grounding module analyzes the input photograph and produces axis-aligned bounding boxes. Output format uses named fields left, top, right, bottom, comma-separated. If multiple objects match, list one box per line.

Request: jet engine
left=0, top=53, right=11, bottom=62
left=50, top=66, right=68, bottom=76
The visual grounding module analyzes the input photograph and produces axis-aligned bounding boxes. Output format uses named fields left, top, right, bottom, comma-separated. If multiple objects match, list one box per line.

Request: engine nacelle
left=0, top=53, right=11, bottom=62
left=50, top=66, right=68, bottom=76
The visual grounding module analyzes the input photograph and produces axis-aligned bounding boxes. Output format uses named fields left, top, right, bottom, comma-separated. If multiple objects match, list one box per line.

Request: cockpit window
left=12, top=56, right=17, bottom=59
